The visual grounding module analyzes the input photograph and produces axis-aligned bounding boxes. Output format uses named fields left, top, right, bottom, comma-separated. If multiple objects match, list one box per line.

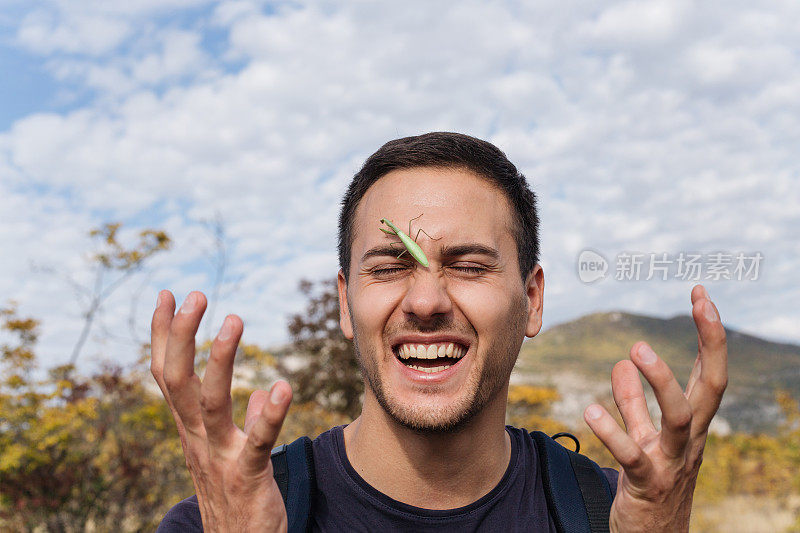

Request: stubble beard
left=352, top=296, right=528, bottom=434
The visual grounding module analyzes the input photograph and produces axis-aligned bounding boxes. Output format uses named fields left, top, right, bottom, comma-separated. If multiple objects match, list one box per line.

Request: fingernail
left=702, top=286, right=711, bottom=301
left=218, top=317, right=233, bottom=341
left=180, top=293, right=196, bottom=314
left=156, top=291, right=163, bottom=307
left=638, top=344, right=657, bottom=365
left=586, top=405, right=602, bottom=420
left=704, top=300, right=718, bottom=322
left=271, top=384, right=287, bottom=405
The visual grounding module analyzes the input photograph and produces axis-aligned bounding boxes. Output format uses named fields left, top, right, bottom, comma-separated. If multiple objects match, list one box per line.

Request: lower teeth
left=408, top=364, right=450, bottom=373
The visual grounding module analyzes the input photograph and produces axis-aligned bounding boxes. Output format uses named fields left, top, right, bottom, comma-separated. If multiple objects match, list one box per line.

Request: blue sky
left=2, top=0, right=799, bottom=369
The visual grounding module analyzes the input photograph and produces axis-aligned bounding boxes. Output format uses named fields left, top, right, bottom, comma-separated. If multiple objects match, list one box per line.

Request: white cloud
left=580, top=0, right=688, bottom=46
left=14, top=0, right=215, bottom=56
left=16, top=9, right=131, bottom=56
left=686, top=43, right=795, bottom=88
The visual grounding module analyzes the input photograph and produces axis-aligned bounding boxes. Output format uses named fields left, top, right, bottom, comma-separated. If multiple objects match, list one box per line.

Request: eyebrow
left=360, top=242, right=502, bottom=264
left=361, top=245, right=409, bottom=263
left=440, top=243, right=501, bottom=261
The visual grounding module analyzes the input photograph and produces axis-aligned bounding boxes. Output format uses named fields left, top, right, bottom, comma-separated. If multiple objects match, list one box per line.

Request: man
left=151, top=132, right=727, bottom=531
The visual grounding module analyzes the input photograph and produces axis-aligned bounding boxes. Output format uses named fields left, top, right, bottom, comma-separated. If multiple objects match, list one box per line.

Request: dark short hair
left=337, top=132, right=540, bottom=282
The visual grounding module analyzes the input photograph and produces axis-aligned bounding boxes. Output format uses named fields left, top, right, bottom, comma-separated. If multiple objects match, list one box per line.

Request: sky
left=1, top=0, right=799, bottom=370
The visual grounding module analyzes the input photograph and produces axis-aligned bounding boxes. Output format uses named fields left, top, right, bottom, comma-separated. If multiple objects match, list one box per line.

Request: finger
left=163, top=291, right=208, bottom=432
left=690, top=284, right=708, bottom=306
left=150, top=290, right=176, bottom=396
left=685, top=284, right=709, bottom=397
left=612, top=360, right=656, bottom=440
left=690, top=285, right=707, bottom=346
left=684, top=355, right=702, bottom=400
left=244, top=390, right=271, bottom=434
left=631, top=342, right=692, bottom=459
left=199, top=315, right=243, bottom=446
left=687, top=294, right=728, bottom=434
left=239, top=381, right=292, bottom=477
left=584, top=404, right=653, bottom=482
left=150, top=290, right=193, bottom=448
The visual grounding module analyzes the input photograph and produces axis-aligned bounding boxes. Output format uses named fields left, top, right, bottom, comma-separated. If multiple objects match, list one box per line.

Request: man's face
left=338, top=167, right=543, bottom=433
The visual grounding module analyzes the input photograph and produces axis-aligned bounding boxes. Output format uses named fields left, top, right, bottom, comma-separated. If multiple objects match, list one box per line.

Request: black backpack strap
left=270, top=436, right=316, bottom=533
left=568, top=450, right=613, bottom=533
left=531, top=431, right=613, bottom=533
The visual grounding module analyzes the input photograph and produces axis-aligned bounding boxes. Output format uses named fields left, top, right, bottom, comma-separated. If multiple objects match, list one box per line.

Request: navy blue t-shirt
left=158, top=425, right=618, bottom=532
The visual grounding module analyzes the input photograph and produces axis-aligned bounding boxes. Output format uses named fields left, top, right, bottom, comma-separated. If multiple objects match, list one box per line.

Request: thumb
left=239, top=380, right=293, bottom=476
left=244, top=389, right=270, bottom=434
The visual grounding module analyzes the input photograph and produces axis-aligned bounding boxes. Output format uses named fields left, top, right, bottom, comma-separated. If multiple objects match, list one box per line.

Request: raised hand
left=583, top=285, right=727, bottom=532
left=151, top=290, right=293, bottom=532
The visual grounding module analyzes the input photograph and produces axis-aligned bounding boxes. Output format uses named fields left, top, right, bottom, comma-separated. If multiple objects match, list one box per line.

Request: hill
left=514, top=311, right=800, bottom=433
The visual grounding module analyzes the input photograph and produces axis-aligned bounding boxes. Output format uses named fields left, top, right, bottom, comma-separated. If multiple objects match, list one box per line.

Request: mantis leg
left=407, top=213, right=424, bottom=235
left=389, top=241, right=408, bottom=259
left=407, top=213, right=440, bottom=242
left=413, top=228, right=441, bottom=242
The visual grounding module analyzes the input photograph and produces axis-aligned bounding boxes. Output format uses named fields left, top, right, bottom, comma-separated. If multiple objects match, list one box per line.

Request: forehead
left=351, top=166, right=516, bottom=252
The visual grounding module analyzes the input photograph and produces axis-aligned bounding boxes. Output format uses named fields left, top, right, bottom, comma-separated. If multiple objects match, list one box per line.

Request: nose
left=400, top=270, right=453, bottom=322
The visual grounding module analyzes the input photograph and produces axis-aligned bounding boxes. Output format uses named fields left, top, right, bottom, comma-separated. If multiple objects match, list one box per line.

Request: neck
left=343, top=386, right=512, bottom=510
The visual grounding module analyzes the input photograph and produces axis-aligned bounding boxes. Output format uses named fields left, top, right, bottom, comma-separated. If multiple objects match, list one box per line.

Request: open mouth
left=393, top=342, right=467, bottom=373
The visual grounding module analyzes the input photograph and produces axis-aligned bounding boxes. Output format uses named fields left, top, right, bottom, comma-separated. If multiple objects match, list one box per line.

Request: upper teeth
left=396, top=343, right=466, bottom=359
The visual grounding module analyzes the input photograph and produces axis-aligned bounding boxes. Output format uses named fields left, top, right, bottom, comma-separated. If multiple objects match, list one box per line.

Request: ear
left=524, top=264, right=544, bottom=338
left=337, top=269, right=354, bottom=340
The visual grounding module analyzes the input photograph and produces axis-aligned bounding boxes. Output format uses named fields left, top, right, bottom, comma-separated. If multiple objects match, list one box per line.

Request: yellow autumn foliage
left=507, top=384, right=560, bottom=406
left=2, top=297, right=800, bottom=531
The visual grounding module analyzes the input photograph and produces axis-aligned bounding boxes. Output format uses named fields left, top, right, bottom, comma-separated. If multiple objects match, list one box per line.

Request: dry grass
left=691, top=495, right=800, bottom=532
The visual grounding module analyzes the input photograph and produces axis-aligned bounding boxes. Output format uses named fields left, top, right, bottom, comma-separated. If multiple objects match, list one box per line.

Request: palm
left=585, top=285, right=727, bottom=533
left=150, top=290, right=293, bottom=532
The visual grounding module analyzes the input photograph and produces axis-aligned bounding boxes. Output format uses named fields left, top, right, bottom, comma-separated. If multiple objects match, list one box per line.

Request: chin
left=372, top=373, right=493, bottom=434
left=387, top=401, right=483, bottom=434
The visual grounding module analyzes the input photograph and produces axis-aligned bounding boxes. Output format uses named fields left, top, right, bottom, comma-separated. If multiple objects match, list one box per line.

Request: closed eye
left=448, top=264, right=490, bottom=275
left=369, top=264, right=413, bottom=277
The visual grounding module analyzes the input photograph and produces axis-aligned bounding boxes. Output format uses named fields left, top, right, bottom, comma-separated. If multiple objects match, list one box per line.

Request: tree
left=278, top=279, right=363, bottom=419
left=31, top=223, right=172, bottom=366
left=505, top=384, right=564, bottom=436
left=70, top=223, right=171, bottom=364
left=0, top=223, right=188, bottom=532
left=0, top=303, right=193, bottom=532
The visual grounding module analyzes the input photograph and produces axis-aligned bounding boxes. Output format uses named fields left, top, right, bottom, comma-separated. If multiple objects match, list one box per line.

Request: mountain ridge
left=515, top=310, right=800, bottom=433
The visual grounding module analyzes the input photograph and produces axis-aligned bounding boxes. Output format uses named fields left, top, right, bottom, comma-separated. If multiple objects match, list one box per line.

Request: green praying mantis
left=379, top=214, right=439, bottom=267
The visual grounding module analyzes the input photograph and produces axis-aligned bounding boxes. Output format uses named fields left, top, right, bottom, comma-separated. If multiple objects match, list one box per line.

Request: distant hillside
left=515, top=311, right=800, bottom=433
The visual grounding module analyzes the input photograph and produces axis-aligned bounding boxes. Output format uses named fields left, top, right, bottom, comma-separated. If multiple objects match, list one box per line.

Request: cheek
left=449, top=284, right=512, bottom=324
left=351, top=284, right=405, bottom=333
left=450, top=283, right=529, bottom=344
